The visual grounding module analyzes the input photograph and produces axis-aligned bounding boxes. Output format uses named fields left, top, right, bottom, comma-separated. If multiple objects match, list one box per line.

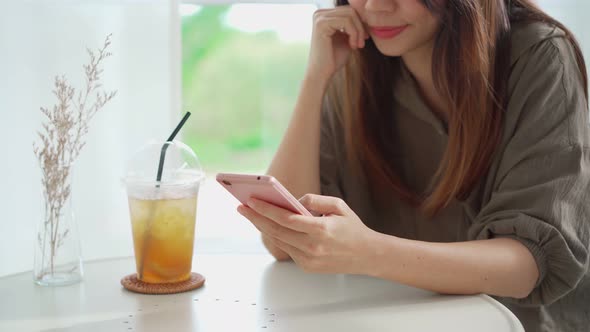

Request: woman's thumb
left=298, top=194, right=348, bottom=216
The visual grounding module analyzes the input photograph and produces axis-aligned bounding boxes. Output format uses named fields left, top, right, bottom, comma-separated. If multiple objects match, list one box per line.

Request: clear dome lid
left=124, top=140, right=205, bottom=186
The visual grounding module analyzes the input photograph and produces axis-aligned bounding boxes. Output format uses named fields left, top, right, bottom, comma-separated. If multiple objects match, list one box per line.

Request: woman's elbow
left=491, top=238, right=540, bottom=299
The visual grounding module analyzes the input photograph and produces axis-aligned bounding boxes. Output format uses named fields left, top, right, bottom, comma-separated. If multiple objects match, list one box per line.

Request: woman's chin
left=371, top=41, right=406, bottom=57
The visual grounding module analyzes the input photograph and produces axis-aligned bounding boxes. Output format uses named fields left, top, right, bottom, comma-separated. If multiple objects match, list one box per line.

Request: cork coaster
left=121, top=272, right=205, bottom=295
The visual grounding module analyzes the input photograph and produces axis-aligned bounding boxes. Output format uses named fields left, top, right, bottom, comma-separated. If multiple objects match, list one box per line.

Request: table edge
left=478, top=294, right=525, bottom=332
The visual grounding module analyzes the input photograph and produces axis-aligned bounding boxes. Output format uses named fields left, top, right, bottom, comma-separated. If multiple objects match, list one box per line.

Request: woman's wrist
left=356, top=229, right=396, bottom=277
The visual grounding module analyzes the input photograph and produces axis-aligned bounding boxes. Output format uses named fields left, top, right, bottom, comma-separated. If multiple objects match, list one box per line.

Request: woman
left=237, top=1, right=590, bottom=331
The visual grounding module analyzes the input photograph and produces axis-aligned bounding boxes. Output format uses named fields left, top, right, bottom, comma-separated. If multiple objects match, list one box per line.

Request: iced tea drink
left=127, top=182, right=199, bottom=284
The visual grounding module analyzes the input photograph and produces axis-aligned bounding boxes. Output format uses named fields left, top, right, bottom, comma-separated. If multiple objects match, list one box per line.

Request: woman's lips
left=370, top=25, right=408, bottom=39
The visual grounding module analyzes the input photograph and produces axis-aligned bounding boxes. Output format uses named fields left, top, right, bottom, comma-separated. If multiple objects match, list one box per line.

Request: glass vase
left=34, top=163, right=83, bottom=286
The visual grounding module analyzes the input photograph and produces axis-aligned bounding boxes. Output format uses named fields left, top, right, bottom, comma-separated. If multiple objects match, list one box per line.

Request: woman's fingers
left=332, top=6, right=367, bottom=47
left=246, top=198, right=324, bottom=234
left=237, top=204, right=315, bottom=251
left=299, top=194, right=349, bottom=216
left=308, top=5, right=367, bottom=80
left=267, top=236, right=308, bottom=260
left=316, top=16, right=360, bottom=49
left=314, top=6, right=367, bottom=49
left=345, top=7, right=367, bottom=47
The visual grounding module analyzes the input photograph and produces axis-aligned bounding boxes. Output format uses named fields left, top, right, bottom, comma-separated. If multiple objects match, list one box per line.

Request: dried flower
left=33, top=34, right=117, bottom=277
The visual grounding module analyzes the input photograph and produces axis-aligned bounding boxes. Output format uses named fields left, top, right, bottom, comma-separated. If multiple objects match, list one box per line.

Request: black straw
left=156, top=112, right=191, bottom=184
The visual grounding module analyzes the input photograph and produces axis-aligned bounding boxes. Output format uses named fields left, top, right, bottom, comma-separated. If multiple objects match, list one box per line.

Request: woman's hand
left=237, top=194, right=376, bottom=275
left=307, top=6, right=369, bottom=82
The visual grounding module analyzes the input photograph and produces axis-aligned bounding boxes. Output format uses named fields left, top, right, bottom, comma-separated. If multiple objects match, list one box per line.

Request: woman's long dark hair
left=332, top=0, right=588, bottom=216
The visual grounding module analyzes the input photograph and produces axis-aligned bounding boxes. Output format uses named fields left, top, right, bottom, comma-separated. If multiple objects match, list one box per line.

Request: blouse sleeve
left=467, top=37, right=590, bottom=305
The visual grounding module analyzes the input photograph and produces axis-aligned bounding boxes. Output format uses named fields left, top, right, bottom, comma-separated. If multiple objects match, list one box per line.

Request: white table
left=0, top=254, right=524, bottom=332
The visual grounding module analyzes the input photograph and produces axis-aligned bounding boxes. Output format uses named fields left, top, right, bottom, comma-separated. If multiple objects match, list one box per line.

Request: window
left=181, top=2, right=322, bottom=174
left=180, top=1, right=323, bottom=252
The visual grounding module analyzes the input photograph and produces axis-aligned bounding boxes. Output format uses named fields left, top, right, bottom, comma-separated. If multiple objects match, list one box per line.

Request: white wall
left=0, top=0, right=179, bottom=277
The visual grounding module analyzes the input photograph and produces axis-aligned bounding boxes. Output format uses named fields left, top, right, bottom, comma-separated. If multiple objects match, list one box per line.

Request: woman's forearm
left=266, top=74, right=328, bottom=200
left=263, top=74, right=329, bottom=261
left=365, top=232, right=539, bottom=299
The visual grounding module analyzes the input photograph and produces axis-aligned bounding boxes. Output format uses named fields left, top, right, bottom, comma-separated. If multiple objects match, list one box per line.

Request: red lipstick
left=370, top=25, right=408, bottom=39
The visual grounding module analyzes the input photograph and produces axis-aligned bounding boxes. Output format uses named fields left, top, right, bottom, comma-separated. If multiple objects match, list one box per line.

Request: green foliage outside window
left=181, top=5, right=310, bottom=173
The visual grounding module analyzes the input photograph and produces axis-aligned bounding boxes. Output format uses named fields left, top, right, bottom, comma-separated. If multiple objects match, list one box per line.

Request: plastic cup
left=124, top=140, right=204, bottom=283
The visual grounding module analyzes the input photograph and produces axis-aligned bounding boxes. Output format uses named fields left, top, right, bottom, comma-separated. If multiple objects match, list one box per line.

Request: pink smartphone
left=216, top=173, right=312, bottom=216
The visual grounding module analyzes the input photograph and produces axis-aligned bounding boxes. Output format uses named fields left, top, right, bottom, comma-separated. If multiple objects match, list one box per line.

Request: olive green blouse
left=319, top=21, right=590, bottom=332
